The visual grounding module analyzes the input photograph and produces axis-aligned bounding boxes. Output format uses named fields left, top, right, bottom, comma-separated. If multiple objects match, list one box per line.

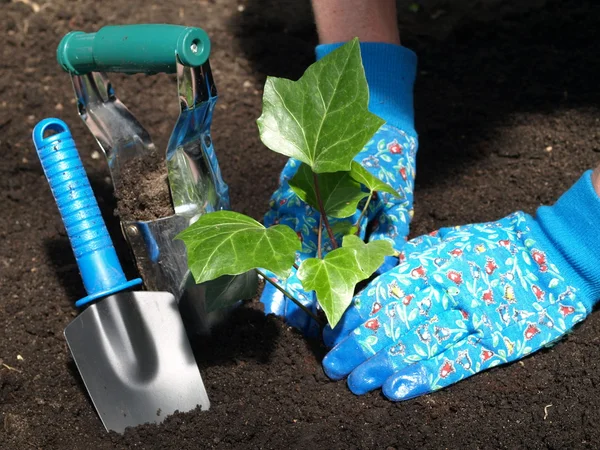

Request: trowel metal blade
left=64, top=291, right=209, bottom=433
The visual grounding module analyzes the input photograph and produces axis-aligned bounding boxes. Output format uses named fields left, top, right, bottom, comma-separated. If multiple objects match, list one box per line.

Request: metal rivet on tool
left=126, top=225, right=138, bottom=236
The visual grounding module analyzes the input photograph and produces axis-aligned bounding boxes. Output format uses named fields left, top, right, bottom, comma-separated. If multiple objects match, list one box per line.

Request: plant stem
left=255, top=269, right=324, bottom=327
left=317, top=214, right=323, bottom=259
left=292, top=262, right=299, bottom=271
left=312, top=172, right=338, bottom=249
left=354, top=191, right=374, bottom=232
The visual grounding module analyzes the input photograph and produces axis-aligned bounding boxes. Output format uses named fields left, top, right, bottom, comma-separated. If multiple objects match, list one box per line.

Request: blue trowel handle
left=33, top=118, right=142, bottom=307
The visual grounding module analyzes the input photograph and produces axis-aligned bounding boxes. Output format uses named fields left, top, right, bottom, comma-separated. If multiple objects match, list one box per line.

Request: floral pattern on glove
left=323, top=212, right=588, bottom=400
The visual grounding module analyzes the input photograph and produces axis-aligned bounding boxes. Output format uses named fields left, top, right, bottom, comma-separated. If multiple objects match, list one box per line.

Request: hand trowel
left=33, top=118, right=210, bottom=433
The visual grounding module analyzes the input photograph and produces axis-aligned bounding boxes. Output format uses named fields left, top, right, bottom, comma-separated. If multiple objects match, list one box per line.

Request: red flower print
left=531, top=249, right=548, bottom=272
left=388, top=140, right=403, bottom=154
left=532, top=285, right=545, bottom=301
left=400, top=167, right=407, bottom=181
left=411, top=266, right=426, bottom=279
left=482, top=289, right=494, bottom=305
left=403, top=294, right=415, bottom=306
left=524, top=323, right=540, bottom=340
left=498, top=239, right=510, bottom=248
left=484, top=257, right=498, bottom=275
left=460, top=310, right=469, bottom=320
left=447, top=270, right=463, bottom=285
left=481, top=349, right=494, bottom=362
left=364, top=318, right=380, bottom=331
left=449, top=248, right=463, bottom=258
left=559, top=304, right=575, bottom=317
left=370, top=302, right=382, bottom=315
left=439, top=359, right=455, bottom=378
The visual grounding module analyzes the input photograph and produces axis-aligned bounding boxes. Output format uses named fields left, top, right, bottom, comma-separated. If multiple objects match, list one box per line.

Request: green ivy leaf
left=349, top=162, right=401, bottom=197
left=341, top=235, right=395, bottom=275
left=257, top=38, right=385, bottom=173
left=289, top=163, right=368, bottom=218
left=177, top=211, right=301, bottom=283
left=202, top=272, right=259, bottom=313
left=331, top=220, right=358, bottom=237
left=298, top=235, right=394, bottom=327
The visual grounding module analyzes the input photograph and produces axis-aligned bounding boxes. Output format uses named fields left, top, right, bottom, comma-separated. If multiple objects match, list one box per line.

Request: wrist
left=535, top=170, right=600, bottom=309
left=311, top=0, right=400, bottom=45
left=593, top=166, right=600, bottom=197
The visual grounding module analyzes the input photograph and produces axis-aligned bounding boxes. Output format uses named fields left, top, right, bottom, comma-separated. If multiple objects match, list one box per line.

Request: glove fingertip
left=382, top=364, right=431, bottom=401
left=322, top=339, right=368, bottom=381
left=322, top=352, right=348, bottom=381
left=347, top=361, right=393, bottom=396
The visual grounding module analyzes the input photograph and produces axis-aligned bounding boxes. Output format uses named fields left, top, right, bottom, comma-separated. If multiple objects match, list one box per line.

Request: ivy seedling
left=178, top=38, right=399, bottom=328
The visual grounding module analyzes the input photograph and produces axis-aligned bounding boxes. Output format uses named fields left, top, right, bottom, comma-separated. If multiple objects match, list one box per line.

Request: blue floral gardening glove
left=260, top=43, right=418, bottom=335
left=323, top=171, right=600, bottom=400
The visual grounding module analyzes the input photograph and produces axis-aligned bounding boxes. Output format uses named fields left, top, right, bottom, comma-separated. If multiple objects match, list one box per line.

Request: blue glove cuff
left=535, top=170, right=600, bottom=310
left=316, top=42, right=417, bottom=133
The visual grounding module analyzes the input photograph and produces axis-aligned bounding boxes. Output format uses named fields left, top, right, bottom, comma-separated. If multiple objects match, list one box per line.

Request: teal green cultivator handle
left=57, top=24, right=211, bottom=74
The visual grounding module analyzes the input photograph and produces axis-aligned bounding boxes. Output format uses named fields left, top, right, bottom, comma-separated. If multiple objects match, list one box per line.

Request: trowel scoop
left=33, top=118, right=209, bottom=433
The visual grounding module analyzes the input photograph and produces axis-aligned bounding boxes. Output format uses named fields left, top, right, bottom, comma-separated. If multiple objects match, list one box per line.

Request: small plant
left=178, top=39, right=400, bottom=327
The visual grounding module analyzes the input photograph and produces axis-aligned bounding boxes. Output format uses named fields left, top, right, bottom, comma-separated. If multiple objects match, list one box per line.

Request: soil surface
left=2, top=0, right=600, bottom=449
left=114, top=151, right=174, bottom=221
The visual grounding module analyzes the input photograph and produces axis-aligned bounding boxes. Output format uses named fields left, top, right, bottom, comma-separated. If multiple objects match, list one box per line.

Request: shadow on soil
left=231, top=0, right=600, bottom=189
left=191, top=304, right=282, bottom=368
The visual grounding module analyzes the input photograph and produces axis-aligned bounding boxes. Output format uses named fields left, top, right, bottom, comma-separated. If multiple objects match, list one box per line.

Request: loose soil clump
left=114, top=150, right=175, bottom=221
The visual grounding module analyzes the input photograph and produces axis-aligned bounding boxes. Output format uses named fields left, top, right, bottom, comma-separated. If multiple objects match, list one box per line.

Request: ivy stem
left=317, top=214, right=323, bottom=259
left=312, top=172, right=338, bottom=249
left=354, top=191, right=374, bottom=233
left=255, top=269, right=324, bottom=327
left=292, top=263, right=299, bottom=271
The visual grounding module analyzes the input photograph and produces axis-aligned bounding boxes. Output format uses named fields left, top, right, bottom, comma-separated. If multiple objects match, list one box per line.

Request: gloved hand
left=260, top=43, right=418, bottom=335
left=323, top=170, right=600, bottom=400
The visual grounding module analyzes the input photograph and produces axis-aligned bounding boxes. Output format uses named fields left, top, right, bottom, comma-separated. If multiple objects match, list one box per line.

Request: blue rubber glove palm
left=323, top=171, right=600, bottom=400
left=260, top=43, right=418, bottom=335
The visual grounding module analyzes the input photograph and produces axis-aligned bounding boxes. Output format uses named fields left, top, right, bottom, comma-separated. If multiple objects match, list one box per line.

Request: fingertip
left=347, top=359, right=394, bottom=395
left=382, top=364, right=431, bottom=401
left=322, top=339, right=369, bottom=381
left=322, top=351, right=347, bottom=380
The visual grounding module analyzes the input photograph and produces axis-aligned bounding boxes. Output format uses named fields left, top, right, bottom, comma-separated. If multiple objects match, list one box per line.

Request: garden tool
left=33, top=118, right=210, bottom=433
left=56, top=25, right=257, bottom=333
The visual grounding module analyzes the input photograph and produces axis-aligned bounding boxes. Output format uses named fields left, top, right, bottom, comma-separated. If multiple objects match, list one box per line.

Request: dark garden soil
left=114, top=151, right=175, bottom=221
left=2, top=0, right=600, bottom=448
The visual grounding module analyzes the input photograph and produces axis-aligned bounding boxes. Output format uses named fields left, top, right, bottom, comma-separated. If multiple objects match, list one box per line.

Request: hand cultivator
left=57, top=24, right=256, bottom=333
